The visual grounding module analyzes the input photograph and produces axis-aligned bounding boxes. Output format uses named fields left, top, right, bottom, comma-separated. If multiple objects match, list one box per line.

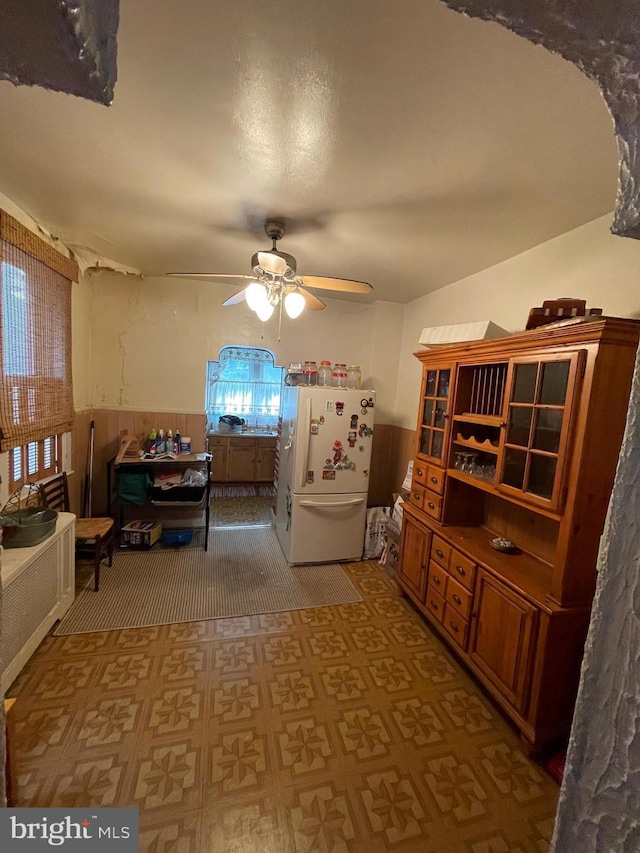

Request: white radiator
left=1, top=513, right=75, bottom=692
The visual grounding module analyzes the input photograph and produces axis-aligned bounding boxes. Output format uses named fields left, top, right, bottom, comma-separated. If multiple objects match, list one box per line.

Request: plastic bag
left=181, top=468, right=207, bottom=487
left=364, top=506, right=390, bottom=560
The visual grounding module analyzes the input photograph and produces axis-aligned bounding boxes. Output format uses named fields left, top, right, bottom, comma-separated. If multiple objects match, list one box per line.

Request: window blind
left=0, top=211, right=78, bottom=451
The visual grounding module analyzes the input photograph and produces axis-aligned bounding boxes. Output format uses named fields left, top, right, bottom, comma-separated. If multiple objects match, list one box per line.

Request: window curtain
left=0, top=211, right=78, bottom=451
left=207, top=346, right=283, bottom=416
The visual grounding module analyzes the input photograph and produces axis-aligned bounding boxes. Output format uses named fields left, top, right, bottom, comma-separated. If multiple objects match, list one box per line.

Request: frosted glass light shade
left=245, top=281, right=267, bottom=311
left=255, top=300, right=275, bottom=321
left=284, top=290, right=305, bottom=319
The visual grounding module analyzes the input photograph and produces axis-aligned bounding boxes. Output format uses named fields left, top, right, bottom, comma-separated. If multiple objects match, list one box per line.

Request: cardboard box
left=120, top=520, right=162, bottom=549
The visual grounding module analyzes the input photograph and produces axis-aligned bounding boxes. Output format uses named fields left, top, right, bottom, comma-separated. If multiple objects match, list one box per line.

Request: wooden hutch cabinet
left=397, top=317, right=640, bottom=750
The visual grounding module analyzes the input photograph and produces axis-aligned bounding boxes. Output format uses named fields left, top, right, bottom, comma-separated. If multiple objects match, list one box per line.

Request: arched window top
left=206, top=346, right=283, bottom=424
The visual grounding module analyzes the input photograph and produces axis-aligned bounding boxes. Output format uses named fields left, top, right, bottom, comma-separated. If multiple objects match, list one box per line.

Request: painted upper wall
left=87, top=271, right=404, bottom=423
left=394, top=213, right=640, bottom=429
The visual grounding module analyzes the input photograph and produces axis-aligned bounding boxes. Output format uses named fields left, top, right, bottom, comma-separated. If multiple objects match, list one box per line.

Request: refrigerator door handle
left=299, top=396, right=312, bottom=488
left=299, top=498, right=366, bottom=508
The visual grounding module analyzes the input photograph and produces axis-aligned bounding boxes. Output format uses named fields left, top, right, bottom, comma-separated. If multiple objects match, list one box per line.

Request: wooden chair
left=38, top=472, right=114, bottom=592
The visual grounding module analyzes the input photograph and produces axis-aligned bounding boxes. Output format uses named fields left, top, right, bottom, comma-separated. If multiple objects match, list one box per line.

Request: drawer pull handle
left=430, top=601, right=439, bottom=610
left=417, top=468, right=424, bottom=477
left=436, top=549, right=444, bottom=559
left=413, top=493, right=420, bottom=501
left=449, top=621, right=459, bottom=633
left=428, top=502, right=435, bottom=510
left=453, top=594, right=462, bottom=605
left=430, top=476, right=438, bottom=484
left=433, top=576, right=440, bottom=585
left=456, top=565, right=466, bottom=576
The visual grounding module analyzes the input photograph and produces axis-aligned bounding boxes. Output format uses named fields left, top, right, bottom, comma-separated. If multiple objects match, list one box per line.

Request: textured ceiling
left=0, top=0, right=620, bottom=303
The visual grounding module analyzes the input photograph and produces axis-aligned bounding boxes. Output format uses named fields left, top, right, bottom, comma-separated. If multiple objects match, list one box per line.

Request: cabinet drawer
left=423, top=493, right=442, bottom=520
left=409, top=484, right=426, bottom=510
left=229, top=436, right=256, bottom=447
left=425, top=587, right=446, bottom=623
left=448, top=549, right=476, bottom=591
left=431, top=535, right=451, bottom=569
left=445, top=574, right=473, bottom=621
left=412, top=459, right=429, bottom=488
left=207, top=436, right=227, bottom=447
left=427, top=465, right=445, bottom=495
left=427, top=561, right=448, bottom=596
left=443, top=604, right=469, bottom=650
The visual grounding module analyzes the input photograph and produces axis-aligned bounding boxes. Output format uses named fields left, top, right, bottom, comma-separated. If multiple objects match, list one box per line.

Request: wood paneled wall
left=72, top=409, right=206, bottom=515
left=368, top=424, right=415, bottom=507
left=72, top=409, right=411, bottom=516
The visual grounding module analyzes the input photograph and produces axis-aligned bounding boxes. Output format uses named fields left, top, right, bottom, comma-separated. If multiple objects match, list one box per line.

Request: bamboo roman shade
left=0, top=211, right=79, bottom=451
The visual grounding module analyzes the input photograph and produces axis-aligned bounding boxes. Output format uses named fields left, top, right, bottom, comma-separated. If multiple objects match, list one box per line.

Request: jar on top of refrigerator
left=346, top=365, right=362, bottom=389
left=332, top=363, right=347, bottom=388
left=302, top=361, right=318, bottom=386
left=317, top=361, right=332, bottom=386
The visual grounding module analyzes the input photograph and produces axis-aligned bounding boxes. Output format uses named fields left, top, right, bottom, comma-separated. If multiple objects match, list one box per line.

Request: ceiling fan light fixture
left=255, top=299, right=275, bottom=322
left=245, top=281, right=267, bottom=311
left=284, top=289, right=305, bottom=319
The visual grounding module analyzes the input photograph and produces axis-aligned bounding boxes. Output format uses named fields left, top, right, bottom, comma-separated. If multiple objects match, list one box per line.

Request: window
left=9, top=434, right=63, bottom=491
left=206, top=346, right=283, bottom=419
left=0, top=210, right=77, bottom=458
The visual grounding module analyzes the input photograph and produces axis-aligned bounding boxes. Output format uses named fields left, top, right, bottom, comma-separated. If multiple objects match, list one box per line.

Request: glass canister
left=332, top=363, right=347, bottom=388
left=317, top=360, right=332, bottom=386
left=346, top=364, right=362, bottom=389
left=302, top=360, right=318, bottom=386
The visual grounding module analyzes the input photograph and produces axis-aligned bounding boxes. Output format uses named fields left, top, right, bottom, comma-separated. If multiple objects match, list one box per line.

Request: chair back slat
left=39, top=473, right=70, bottom=512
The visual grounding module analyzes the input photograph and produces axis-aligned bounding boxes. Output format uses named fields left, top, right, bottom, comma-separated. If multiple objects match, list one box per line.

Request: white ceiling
left=0, top=0, right=619, bottom=304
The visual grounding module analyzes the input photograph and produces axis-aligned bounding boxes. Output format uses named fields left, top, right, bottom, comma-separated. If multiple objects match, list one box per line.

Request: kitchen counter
left=207, top=429, right=279, bottom=437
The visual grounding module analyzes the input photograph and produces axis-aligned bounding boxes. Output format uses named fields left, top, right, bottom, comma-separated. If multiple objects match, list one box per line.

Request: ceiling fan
left=166, top=219, right=373, bottom=322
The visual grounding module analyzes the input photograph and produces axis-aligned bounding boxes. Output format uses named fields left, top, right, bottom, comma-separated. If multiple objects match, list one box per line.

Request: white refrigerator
left=274, top=386, right=376, bottom=564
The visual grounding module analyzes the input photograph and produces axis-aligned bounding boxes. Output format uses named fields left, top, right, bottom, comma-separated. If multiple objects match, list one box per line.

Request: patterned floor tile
left=8, top=557, right=559, bottom=852
left=138, top=807, right=202, bottom=853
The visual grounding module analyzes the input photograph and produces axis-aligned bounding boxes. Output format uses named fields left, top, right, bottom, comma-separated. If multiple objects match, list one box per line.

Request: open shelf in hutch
left=397, top=317, right=640, bottom=751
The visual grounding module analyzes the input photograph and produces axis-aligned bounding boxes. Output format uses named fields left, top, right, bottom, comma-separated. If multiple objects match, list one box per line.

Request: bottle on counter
left=157, top=429, right=165, bottom=453
left=147, top=427, right=157, bottom=451
left=346, top=365, right=362, bottom=389
left=167, top=429, right=173, bottom=453
left=174, top=429, right=181, bottom=454
left=317, top=361, right=332, bottom=386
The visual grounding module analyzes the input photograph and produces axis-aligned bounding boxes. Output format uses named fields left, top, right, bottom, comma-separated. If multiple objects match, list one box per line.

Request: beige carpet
left=55, top=526, right=361, bottom=635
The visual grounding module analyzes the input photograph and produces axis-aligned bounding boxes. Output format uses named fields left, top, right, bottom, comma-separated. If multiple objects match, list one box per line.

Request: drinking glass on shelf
left=453, top=452, right=465, bottom=470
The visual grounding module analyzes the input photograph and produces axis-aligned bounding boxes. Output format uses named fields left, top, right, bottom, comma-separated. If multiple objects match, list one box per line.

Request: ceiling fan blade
left=221, top=289, right=248, bottom=306
left=257, top=251, right=287, bottom=276
left=298, top=287, right=326, bottom=311
left=298, top=275, right=373, bottom=294
left=165, top=272, right=255, bottom=281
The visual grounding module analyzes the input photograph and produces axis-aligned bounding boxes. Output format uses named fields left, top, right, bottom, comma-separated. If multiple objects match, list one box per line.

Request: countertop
left=207, top=429, right=278, bottom=438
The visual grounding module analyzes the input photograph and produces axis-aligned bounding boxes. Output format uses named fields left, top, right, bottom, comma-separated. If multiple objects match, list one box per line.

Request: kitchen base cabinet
left=207, top=434, right=277, bottom=483
left=397, top=318, right=640, bottom=750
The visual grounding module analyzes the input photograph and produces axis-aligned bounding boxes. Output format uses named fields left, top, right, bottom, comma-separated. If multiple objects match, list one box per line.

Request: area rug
left=54, top=527, right=361, bottom=635
left=210, top=484, right=274, bottom=497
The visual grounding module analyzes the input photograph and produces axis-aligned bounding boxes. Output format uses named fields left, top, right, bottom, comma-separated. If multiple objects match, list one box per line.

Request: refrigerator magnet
left=322, top=469, right=336, bottom=480
left=310, top=419, right=319, bottom=434
left=319, top=415, right=325, bottom=425
left=335, top=402, right=344, bottom=416
left=306, top=470, right=315, bottom=484
left=350, top=414, right=358, bottom=429
left=348, top=431, right=357, bottom=447
left=358, top=423, right=367, bottom=437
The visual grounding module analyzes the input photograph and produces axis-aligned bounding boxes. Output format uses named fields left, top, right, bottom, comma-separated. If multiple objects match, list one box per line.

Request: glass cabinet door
left=419, top=366, right=451, bottom=464
left=497, top=352, right=583, bottom=511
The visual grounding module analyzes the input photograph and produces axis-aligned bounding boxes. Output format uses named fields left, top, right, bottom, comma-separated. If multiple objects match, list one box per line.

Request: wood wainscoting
left=71, top=412, right=412, bottom=517
left=73, top=410, right=206, bottom=515
left=368, top=424, right=415, bottom=507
